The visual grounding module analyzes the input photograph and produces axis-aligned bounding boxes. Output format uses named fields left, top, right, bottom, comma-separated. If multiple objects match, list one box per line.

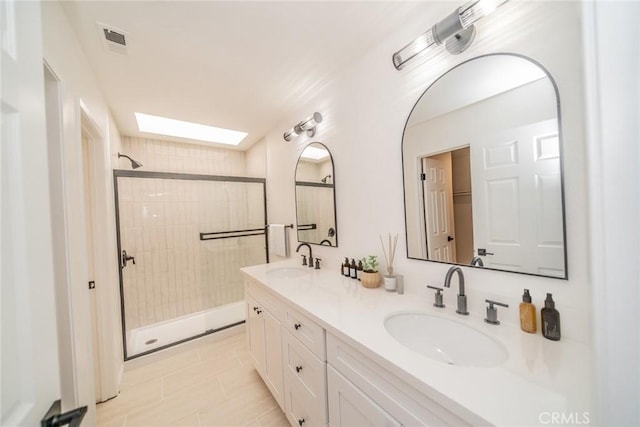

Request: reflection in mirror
left=402, top=54, right=567, bottom=279
left=295, top=143, right=338, bottom=246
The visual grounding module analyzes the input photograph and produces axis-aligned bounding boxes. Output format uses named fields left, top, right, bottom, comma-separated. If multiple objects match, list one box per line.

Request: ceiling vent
left=97, top=22, right=128, bottom=55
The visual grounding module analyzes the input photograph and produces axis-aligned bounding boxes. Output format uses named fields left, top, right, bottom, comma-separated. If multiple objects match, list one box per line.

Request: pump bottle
left=519, top=289, right=537, bottom=333
left=541, top=293, right=561, bottom=341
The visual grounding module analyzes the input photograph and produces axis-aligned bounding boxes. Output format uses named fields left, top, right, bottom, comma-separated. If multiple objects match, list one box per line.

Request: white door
left=1, top=0, right=76, bottom=425
left=422, top=154, right=456, bottom=262
left=470, top=119, right=565, bottom=276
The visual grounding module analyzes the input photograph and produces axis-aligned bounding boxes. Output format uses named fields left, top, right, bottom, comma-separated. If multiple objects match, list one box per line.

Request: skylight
left=300, top=146, right=330, bottom=161
left=135, top=113, right=247, bottom=146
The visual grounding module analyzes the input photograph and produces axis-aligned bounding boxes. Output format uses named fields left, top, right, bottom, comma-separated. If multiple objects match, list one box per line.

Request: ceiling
left=61, top=1, right=436, bottom=150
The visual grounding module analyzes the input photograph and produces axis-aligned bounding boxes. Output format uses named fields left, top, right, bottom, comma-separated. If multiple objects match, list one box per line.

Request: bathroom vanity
left=241, top=261, right=591, bottom=426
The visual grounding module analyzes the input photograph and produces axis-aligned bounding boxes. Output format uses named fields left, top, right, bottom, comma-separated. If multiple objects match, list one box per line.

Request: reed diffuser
left=380, top=233, right=399, bottom=292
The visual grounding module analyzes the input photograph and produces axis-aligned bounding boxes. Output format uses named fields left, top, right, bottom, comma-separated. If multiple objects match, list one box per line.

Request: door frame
left=78, top=100, right=123, bottom=403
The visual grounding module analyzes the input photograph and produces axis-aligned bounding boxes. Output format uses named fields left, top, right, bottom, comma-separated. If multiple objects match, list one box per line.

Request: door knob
left=447, top=236, right=454, bottom=242
left=477, top=248, right=494, bottom=256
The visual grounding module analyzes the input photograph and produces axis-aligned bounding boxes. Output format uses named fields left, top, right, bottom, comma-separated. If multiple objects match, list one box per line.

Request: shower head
left=118, top=152, right=143, bottom=169
left=321, top=174, right=332, bottom=183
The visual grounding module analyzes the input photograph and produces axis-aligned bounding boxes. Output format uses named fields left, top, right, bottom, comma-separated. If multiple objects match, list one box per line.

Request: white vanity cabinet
left=326, top=333, right=473, bottom=427
left=245, top=278, right=328, bottom=426
left=245, top=285, right=285, bottom=411
left=282, top=307, right=329, bottom=423
left=327, top=365, right=401, bottom=427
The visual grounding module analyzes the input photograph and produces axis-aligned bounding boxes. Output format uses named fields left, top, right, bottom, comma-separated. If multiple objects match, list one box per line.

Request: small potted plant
left=360, top=255, right=381, bottom=288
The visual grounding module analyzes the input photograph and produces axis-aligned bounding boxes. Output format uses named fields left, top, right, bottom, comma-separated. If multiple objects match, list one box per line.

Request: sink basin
left=384, top=312, right=508, bottom=367
left=266, top=267, right=310, bottom=279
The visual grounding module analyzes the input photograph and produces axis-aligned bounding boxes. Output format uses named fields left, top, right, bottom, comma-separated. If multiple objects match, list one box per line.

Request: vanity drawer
left=283, top=305, right=326, bottom=360
left=284, top=372, right=328, bottom=427
left=245, top=278, right=283, bottom=319
left=283, top=330, right=327, bottom=408
left=327, top=333, right=473, bottom=427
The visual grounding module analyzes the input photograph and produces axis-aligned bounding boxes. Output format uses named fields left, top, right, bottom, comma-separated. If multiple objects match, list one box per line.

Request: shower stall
left=114, top=170, right=267, bottom=359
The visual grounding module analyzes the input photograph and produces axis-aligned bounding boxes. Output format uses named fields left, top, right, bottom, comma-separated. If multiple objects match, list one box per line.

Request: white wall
left=41, top=1, right=123, bottom=420
left=582, top=2, right=640, bottom=426
left=246, top=138, right=267, bottom=178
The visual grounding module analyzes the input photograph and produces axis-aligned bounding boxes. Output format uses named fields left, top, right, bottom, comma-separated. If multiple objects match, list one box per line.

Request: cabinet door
left=263, top=308, right=284, bottom=410
left=327, top=366, right=401, bottom=427
left=246, top=294, right=265, bottom=372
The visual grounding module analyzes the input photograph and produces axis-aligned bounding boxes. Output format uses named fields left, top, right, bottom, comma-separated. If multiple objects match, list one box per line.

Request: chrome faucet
left=296, top=243, right=314, bottom=268
left=470, top=256, right=484, bottom=267
left=444, top=266, right=469, bottom=315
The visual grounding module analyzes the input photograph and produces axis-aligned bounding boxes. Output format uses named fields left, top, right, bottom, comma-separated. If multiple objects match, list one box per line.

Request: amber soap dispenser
left=519, top=289, right=537, bottom=333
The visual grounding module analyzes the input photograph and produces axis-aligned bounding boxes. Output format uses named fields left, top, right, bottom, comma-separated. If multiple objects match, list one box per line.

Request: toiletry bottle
left=541, top=293, right=561, bottom=341
left=344, top=257, right=351, bottom=277
left=350, top=259, right=357, bottom=279
left=519, top=289, right=537, bottom=333
left=357, top=260, right=363, bottom=281
left=340, top=259, right=345, bottom=275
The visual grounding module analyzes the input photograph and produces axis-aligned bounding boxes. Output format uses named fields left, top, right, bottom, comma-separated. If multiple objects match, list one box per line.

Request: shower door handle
left=121, top=250, right=136, bottom=268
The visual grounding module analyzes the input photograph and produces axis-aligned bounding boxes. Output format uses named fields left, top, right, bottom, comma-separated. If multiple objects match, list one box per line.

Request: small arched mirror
left=402, top=54, right=567, bottom=279
left=295, top=142, right=338, bottom=247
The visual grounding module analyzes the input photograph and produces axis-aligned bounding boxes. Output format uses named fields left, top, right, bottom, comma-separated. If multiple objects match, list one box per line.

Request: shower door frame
left=113, top=170, right=268, bottom=360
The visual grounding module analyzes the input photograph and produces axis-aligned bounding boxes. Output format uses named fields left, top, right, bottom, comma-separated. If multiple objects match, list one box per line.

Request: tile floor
left=97, top=325, right=289, bottom=427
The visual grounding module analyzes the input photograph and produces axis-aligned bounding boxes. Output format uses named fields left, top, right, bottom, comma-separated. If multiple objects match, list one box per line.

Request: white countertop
left=241, top=260, right=592, bottom=426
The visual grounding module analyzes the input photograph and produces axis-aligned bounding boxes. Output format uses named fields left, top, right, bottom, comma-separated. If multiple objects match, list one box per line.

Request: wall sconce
left=392, top=0, right=507, bottom=70
left=283, top=112, right=323, bottom=141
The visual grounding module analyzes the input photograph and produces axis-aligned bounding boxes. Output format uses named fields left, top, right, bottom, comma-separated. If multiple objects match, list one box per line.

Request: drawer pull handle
left=295, top=365, right=303, bottom=373
left=298, top=418, right=305, bottom=426
left=256, top=309, right=262, bottom=314
left=294, top=323, right=301, bottom=330
left=253, top=306, right=259, bottom=312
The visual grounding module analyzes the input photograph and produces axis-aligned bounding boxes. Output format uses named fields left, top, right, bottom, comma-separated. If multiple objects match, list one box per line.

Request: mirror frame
left=401, top=53, right=568, bottom=280
left=294, top=142, right=338, bottom=247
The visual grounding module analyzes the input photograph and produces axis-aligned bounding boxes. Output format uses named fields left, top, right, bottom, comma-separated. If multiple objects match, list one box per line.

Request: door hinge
left=420, top=173, right=426, bottom=181
left=88, top=281, right=95, bottom=290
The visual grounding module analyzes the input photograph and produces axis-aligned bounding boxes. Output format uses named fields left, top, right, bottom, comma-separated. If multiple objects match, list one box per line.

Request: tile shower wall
left=116, top=137, right=267, bottom=334
left=118, top=177, right=266, bottom=331
left=121, top=136, right=247, bottom=176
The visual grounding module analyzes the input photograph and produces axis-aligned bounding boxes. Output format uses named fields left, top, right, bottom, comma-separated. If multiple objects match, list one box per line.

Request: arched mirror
left=402, top=54, right=567, bottom=279
left=295, top=142, right=338, bottom=246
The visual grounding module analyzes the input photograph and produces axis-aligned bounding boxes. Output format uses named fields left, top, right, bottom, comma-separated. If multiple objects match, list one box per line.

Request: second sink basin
left=266, top=267, right=310, bottom=279
left=384, top=312, right=508, bottom=367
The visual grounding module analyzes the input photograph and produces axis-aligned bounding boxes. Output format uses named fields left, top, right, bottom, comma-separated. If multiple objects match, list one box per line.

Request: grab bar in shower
left=199, top=224, right=295, bottom=241
left=200, top=228, right=266, bottom=241
left=297, top=223, right=317, bottom=231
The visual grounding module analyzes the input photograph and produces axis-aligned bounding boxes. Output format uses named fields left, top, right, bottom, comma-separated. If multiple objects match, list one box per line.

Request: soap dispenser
left=343, top=257, right=351, bottom=277
left=519, top=289, right=537, bottom=333
left=541, top=293, right=561, bottom=341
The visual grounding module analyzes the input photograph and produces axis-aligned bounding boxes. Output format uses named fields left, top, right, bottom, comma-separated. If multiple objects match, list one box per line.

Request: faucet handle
left=484, top=299, right=509, bottom=325
left=300, top=254, right=307, bottom=266
left=314, top=258, right=321, bottom=270
left=426, top=285, right=445, bottom=308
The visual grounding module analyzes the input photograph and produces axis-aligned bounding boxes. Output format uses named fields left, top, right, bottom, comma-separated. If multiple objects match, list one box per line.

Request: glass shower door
left=115, top=172, right=267, bottom=358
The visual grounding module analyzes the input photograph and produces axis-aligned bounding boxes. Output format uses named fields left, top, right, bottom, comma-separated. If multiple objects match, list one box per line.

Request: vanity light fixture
left=283, top=112, right=323, bottom=141
left=392, top=0, right=508, bottom=70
